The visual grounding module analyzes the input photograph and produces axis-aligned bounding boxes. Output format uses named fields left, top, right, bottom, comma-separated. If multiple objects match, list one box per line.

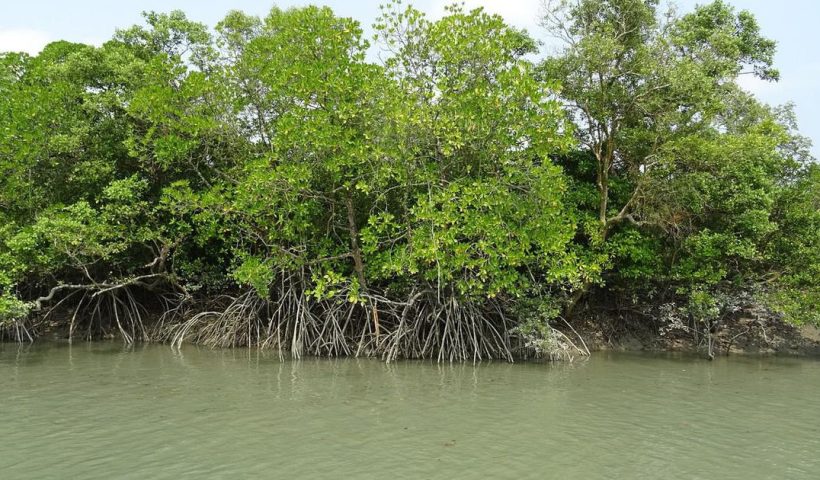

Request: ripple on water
left=1, top=344, right=819, bottom=479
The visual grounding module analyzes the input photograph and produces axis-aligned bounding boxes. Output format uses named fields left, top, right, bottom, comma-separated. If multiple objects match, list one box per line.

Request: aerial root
left=16, top=274, right=587, bottom=362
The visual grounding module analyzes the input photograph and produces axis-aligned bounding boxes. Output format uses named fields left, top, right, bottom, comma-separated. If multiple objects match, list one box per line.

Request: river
left=1, top=342, right=818, bottom=479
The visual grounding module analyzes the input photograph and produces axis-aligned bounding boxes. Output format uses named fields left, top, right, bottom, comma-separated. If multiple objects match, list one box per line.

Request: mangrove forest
left=1, top=0, right=818, bottom=361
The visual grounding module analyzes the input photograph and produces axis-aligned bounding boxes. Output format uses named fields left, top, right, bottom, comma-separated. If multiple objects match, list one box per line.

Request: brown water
left=1, top=342, right=818, bottom=479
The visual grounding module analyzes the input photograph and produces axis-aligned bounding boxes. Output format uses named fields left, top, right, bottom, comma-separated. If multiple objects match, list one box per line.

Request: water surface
left=1, top=342, right=818, bottom=479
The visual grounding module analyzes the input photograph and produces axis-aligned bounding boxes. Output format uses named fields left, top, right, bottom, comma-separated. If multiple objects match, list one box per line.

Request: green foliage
left=0, top=2, right=816, bottom=348
left=763, top=164, right=820, bottom=324
left=542, top=0, right=818, bottom=325
left=231, top=255, right=275, bottom=298
left=0, top=291, right=30, bottom=327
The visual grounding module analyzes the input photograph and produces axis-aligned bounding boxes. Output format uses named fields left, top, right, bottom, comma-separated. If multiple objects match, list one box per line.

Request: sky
left=1, top=0, right=818, bottom=157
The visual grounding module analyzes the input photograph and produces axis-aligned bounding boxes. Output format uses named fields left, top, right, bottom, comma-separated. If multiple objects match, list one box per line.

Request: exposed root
left=24, top=283, right=157, bottom=345
left=16, top=273, right=589, bottom=362
left=163, top=272, right=359, bottom=359
left=162, top=285, right=585, bottom=362
left=0, top=318, right=34, bottom=343
left=375, top=291, right=514, bottom=363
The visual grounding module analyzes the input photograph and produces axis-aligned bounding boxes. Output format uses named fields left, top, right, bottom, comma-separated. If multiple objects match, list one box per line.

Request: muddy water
left=1, top=342, right=818, bottom=479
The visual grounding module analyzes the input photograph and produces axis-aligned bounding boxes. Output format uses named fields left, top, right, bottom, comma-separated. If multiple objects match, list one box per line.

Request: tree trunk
left=345, top=191, right=380, bottom=340
left=567, top=144, right=612, bottom=318
left=345, top=193, right=367, bottom=291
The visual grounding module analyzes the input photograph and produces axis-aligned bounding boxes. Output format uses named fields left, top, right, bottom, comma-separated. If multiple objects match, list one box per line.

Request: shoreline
left=6, top=311, right=818, bottom=360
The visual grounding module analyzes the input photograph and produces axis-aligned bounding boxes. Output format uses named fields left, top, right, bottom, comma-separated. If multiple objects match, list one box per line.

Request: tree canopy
left=1, top=1, right=816, bottom=359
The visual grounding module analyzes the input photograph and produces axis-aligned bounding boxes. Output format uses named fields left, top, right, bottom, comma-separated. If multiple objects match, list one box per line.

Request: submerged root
left=509, top=314, right=590, bottom=362
left=0, top=318, right=34, bottom=343
left=164, top=287, right=587, bottom=362
left=18, top=274, right=589, bottom=362
left=18, top=283, right=156, bottom=345
left=376, top=291, right=514, bottom=362
left=70, top=288, right=151, bottom=344
left=162, top=286, right=522, bottom=362
left=537, top=327, right=590, bottom=362
left=163, top=273, right=359, bottom=359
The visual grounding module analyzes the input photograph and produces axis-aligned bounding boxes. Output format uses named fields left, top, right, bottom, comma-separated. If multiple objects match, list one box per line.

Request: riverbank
left=7, top=306, right=819, bottom=360
left=574, top=313, right=820, bottom=357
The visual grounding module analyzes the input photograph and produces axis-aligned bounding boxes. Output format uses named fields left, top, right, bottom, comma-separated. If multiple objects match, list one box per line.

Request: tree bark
left=345, top=192, right=368, bottom=291
left=345, top=191, right=380, bottom=340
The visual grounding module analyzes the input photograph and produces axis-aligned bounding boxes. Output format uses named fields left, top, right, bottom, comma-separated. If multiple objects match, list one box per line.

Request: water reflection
left=1, top=342, right=819, bottom=479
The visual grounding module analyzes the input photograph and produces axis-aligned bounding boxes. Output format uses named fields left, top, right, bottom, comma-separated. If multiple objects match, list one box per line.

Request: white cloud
left=0, top=28, right=51, bottom=55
